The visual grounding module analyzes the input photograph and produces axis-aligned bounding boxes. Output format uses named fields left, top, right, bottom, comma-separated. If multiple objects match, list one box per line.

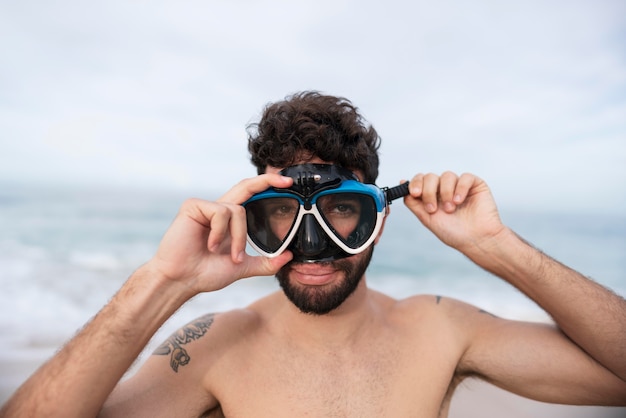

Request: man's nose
left=293, top=214, right=328, bottom=257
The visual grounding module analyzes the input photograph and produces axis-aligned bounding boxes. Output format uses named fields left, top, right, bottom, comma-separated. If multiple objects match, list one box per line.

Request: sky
left=1, top=0, right=625, bottom=214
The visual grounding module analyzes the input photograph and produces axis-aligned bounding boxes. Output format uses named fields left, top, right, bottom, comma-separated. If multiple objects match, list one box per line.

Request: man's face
left=265, top=160, right=376, bottom=315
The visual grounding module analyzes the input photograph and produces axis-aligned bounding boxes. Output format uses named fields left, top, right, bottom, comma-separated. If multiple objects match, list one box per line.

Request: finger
left=242, top=250, right=294, bottom=278
left=179, top=198, right=219, bottom=229
left=205, top=204, right=234, bottom=253
left=453, top=173, right=478, bottom=204
left=218, top=173, right=293, bottom=204
left=440, top=171, right=459, bottom=213
left=205, top=203, right=247, bottom=262
left=228, top=204, right=248, bottom=263
left=408, top=173, right=425, bottom=197
left=422, top=173, right=440, bottom=213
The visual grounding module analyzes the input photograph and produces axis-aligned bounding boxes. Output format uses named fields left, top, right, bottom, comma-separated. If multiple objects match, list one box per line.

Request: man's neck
left=277, top=278, right=380, bottom=349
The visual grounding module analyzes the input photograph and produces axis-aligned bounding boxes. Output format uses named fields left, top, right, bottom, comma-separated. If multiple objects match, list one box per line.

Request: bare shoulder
left=153, top=308, right=263, bottom=373
left=388, top=293, right=496, bottom=325
left=381, top=293, right=505, bottom=357
left=160, top=291, right=286, bottom=368
left=102, top=308, right=265, bottom=416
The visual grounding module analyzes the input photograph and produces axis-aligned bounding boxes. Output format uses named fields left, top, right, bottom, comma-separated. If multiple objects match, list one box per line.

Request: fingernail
left=453, top=194, right=462, bottom=203
left=444, top=202, right=456, bottom=212
left=426, top=203, right=436, bottom=213
left=237, top=251, right=245, bottom=262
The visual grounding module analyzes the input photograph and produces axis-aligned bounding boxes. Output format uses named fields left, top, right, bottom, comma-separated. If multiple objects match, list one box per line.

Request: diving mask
left=243, top=164, right=409, bottom=262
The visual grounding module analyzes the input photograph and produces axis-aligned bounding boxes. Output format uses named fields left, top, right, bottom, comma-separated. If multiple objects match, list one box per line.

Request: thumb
left=241, top=251, right=293, bottom=278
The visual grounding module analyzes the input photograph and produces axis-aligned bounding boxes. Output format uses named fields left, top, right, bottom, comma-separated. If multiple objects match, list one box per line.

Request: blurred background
left=1, top=0, right=625, bottom=416
left=2, top=0, right=625, bottom=209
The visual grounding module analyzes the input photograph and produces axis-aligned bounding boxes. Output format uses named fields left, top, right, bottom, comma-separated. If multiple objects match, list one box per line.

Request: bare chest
left=209, top=336, right=459, bottom=418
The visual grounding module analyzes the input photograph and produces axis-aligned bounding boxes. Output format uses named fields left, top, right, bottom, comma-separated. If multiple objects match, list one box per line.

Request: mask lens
left=245, top=197, right=300, bottom=253
left=316, top=193, right=378, bottom=249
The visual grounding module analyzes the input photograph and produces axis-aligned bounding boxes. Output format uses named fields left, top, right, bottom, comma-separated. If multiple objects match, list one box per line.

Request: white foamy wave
left=69, top=250, right=123, bottom=270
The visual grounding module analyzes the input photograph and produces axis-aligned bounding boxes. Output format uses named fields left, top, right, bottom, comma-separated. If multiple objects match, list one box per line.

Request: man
left=1, top=91, right=625, bottom=417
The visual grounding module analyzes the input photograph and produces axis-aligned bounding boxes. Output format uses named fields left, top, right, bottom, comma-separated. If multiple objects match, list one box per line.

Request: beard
left=276, top=247, right=374, bottom=315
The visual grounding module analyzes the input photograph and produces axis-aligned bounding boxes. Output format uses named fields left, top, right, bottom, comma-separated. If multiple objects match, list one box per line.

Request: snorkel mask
left=243, top=164, right=409, bottom=262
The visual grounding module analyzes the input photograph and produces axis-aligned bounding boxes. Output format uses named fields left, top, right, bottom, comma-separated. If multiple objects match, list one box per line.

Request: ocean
left=1, top=182, right=625, bottom=403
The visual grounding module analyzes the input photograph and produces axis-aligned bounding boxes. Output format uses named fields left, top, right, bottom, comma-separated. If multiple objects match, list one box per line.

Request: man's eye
left=333, top=204, right=354, bottom=213
left=323, top=201, right=360, bottom=217
left=270, top=205, right=296, bottom=217
left=264, top=197, right=298, bottom=218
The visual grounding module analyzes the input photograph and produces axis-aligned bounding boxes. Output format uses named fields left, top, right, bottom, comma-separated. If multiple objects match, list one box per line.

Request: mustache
left=285, top=258, right=351, bottom=270
left=279, top=258, right=354, bottom=277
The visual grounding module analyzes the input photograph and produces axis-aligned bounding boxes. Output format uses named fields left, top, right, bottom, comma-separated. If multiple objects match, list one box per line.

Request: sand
left=449, top=379, right=625, bottom=417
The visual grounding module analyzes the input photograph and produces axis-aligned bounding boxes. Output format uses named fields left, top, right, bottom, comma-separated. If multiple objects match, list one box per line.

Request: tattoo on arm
left=153, top=313, right=216, bottom=372
left=478, top=309, right=497, bottom=318
left=436, top=295, right=442, bottom=304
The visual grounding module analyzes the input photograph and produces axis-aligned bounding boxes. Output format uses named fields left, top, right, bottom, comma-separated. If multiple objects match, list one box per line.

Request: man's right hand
left=147, top=173, right=294, bottom=295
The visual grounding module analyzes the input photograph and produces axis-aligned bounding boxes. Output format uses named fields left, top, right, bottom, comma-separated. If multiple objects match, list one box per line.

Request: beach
left=450, top=380, right=625, bottom=418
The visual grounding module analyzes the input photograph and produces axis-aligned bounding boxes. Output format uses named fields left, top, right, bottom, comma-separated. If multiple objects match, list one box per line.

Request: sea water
left=1, top=182, right=624, bottom=402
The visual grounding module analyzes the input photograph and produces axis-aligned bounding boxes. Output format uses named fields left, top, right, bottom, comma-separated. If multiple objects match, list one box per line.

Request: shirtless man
left=1, top=91, right=625, bottom=417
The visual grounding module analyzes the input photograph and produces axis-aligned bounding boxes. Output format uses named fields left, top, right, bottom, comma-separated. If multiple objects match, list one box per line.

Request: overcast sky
left=1, top=0, right=625, bottom=213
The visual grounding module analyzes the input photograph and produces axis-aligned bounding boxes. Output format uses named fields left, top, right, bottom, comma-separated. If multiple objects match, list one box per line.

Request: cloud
left=0, top=0, right=625, bottom=213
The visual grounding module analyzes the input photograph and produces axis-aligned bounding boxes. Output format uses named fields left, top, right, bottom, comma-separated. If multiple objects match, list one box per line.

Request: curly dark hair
left=247, top=91, right=381, bottom=183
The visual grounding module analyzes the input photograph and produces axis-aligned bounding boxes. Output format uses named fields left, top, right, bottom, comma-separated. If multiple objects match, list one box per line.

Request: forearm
left=0, top=264, right=193, bottom=418
left=464, top=227, right=626, bottom=381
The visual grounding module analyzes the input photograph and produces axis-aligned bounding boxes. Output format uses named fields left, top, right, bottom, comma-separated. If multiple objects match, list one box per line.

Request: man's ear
left=374, top=207, right=390, bottom=245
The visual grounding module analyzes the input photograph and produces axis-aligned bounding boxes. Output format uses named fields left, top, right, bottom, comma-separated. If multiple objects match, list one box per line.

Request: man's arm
left=0, top=265, right=193, bottom=418
left=465, top=227, right=626, bottom=382
left=438, top=296, right=626, bottom=405
left=404, top=172, right=626, bottom=402
left=0, top=174, right=294, bottom=418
